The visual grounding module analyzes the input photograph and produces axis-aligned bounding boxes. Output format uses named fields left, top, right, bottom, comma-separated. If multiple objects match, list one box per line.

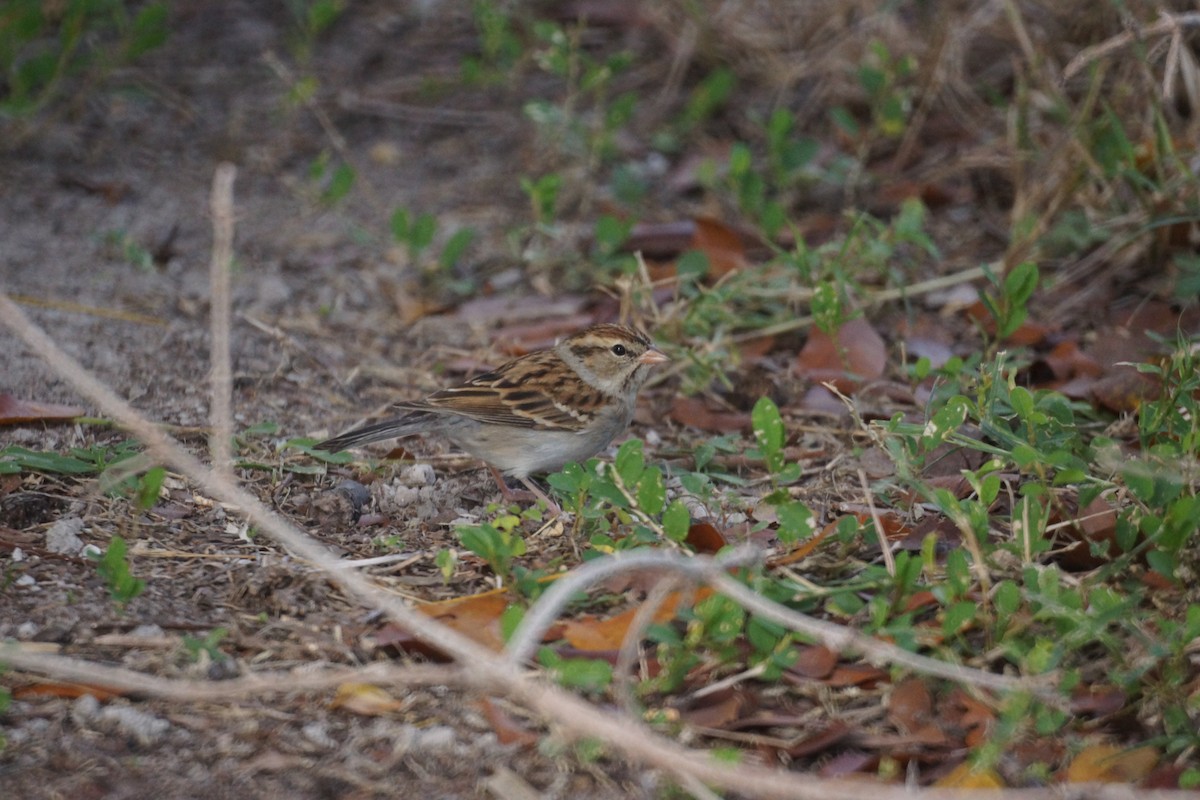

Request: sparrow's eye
left=611, top=343, right=627, bottom=356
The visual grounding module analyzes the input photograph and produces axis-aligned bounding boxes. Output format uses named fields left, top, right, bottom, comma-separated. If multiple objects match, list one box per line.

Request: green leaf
left=500, top=604, right=524, bottom=642
left=636, top=465, right=665, bottom=515
left=127, top=3, right=169, bottom=58
left=614, top=439, right=645, bottom=487
left=410, top=212, right=437, bottom=252
left=322, top=163, right=355, bottom=204
left=1011, top=443, right=1038, bottom=468
left=662, top=499, right=690, bottom=542
left=136, top=466, right=166, bottom=510
left=541, top=650, right=613, bottom=691
left=390, top=208, right=411, bottom=241
left=942, top=600, right=977, bottom=637
left=1009, top=386, right=1034, bottom=419
left=775, top=501, right=816, bottom=545
left=1003, top=261, right=1039, bottom=305
left=924, top=396, right=969, bottom=446
left=92, top=535, right=145, bottom=604
left=240, top=421, right=280, bottom=437
left=439, top=227, right=475, bottom=270
left=751, top=397, right=785, bottom=472
left=0, top=447, right=97, bottom=474
left=994, top=580, right=1021, bottom=617
left=434, top=548, right=456, bottom=581
left=546, top=462, right=586, bottom=495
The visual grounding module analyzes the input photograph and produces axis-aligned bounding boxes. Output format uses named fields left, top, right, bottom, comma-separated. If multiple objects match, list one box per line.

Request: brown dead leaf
left=624, top=220, right=696, bottom=257
left=963, top=301, right=1051, bottom=346
left=768, top=518, right=839, bottom=567
left=690, top=216, right=749, bottom=279
left=796, top=318, right=887, bottom=393
left=819, top=750, right=878, bottom=777
left=1091, top=368, right=1160, bottom=414
left=939, top=688, right=995, bottom=749
left=825, top=663, right=887, bottom=688
left=670, top=395, right=750, bottom=433
left=329, top=682, right=405, bottom=715
left=784, top=720, right=853, bottom=758
left=377, top=589, right=513, bottom=657
left=1070, top=685, right=1127, bottom=716
left=0, top=393, right=84, bottom=425
left=684, top=522, right=728, bottom=554
left=559, top=587, right=714, bottom=651
left=13, top=682, right=125, bottom=701
left=418, top=590, right=510, bottom=651
left=678, top=687, right=756, bottom=729
left=1052, top=496, right=1120, bottom=571
left=887, top=677, right=932, bottom=733
left=1066, top=744, right=1159, bottom=783
left=479, top=697, right=539, bottom=746
left=902, top=591, right=939, bottom=612
left=1038, top=339, right=1103, bottom=382
left=875, top=179, right=963, bottom=210
left=790, top=645, right=838, bottom=679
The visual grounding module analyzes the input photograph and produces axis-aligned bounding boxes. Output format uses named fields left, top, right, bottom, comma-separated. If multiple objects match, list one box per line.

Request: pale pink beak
left=639, top=347, right=669, bottom=365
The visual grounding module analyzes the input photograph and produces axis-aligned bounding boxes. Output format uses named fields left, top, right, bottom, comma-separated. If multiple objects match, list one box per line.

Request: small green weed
left=0, top=0, right=168, bottom=119
left=89, top=534, right=144, bottom=606
left=181, top=627, right=230, bottom=664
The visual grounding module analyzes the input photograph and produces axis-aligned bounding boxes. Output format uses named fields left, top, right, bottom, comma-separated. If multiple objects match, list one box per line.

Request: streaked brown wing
left=404, top=353, right=595, bottom=431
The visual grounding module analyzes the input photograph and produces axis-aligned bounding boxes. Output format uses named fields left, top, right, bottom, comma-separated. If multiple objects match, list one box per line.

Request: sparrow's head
left=558, top=323, right=669, bottom=396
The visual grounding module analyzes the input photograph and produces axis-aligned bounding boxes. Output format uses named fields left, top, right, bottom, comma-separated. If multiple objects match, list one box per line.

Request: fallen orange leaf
left=1066, top=744, right=1159, bottom=783
left=768, top=518, right=838, bottom=566
left=419, top=589, right=511, bottom=651
left=375, top=589, right=516, bottom=656
left=0, top=393, right=84, bottom=425
left=559, top=587, right=714, bottom=651
left=13, top=682, right=125, bottom=701
left=329, top=682, right=405, bottom=715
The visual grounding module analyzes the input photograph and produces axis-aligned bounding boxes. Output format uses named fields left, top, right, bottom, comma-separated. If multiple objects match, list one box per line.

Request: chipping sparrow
left=316, top=324, right=669, bottom=503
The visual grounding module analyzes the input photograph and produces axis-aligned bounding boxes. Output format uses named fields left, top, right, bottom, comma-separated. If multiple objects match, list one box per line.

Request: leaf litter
left=3, top=2, right=1200, bottom=798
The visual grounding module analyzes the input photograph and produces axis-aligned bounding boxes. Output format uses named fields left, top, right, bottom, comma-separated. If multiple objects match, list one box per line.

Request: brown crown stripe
left=570, top=345, right=617, bottom=359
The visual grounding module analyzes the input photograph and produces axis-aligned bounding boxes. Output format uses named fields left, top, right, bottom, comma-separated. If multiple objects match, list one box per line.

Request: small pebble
left=45, top=517, right=85, bottom=555
left=400, top=464, right=436, bottom=486
left=302, top=721, right=337, bottom=749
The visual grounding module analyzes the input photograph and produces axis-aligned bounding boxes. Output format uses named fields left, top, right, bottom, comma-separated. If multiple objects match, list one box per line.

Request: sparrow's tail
left=313, top=412, right=433, bottom=453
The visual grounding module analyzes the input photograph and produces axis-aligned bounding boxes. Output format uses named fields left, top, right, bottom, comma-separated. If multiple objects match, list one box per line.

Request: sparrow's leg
left=486, top=466, right=561, bottom=516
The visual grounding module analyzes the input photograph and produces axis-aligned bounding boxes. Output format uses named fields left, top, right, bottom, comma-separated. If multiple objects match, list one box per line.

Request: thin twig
left=0, top=646, right=454, bottom=700
left=730, top=265, right=987, bottom=343
left=858, top=467, right=895, bottom=577
left=503, top=545, right=1055, bottom=701
left=504, top=546, right=761, bottom=666
left=614, top=574, right=683, bottom=718
left=208, top=163, right=236, bottom=479
left=1062, top=11, right=1200, bottom=81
